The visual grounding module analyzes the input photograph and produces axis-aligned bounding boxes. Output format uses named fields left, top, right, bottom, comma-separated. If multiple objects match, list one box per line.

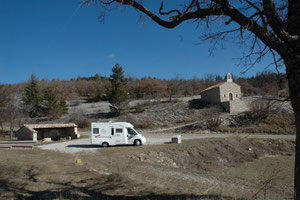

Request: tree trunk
left=286, top=1, right=300, bottom=198
left=284, top=51, right=300, bottom=199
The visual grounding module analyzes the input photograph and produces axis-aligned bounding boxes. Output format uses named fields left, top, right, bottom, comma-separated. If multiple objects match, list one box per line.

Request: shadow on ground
left=66, top=144, right=100, bottom=148
left=0, top=179, right=245, bottom=200
left=66, top=144, right=139, bottom=148
left=18, top=190, right=245, bottom=200
left=88, top=112, right=112, bottom=119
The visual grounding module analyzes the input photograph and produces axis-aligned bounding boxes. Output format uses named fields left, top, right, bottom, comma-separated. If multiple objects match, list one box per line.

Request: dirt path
left=37, top=132, right=295, bottom=154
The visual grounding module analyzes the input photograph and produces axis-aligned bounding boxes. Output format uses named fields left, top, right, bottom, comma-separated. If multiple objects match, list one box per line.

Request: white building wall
left=219, top=82, right=241, bottom=103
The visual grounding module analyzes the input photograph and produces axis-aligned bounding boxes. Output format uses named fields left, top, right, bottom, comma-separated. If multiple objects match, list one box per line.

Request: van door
left=110, top=125, right=125, bottom=145
left=114, top=127, right=126, bottom=144
left=109, top=126, right=116, bottom=145
left=126, top=127, right=137, bottom=144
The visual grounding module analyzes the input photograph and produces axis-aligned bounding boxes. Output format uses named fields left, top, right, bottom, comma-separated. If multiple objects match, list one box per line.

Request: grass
left=0, top=137, right=295, bottom=199
left=216, top=113, right=296, bottom=135
left=216, top=155, right=294, bottom=199
left=82, top=137, right=295, bottom=199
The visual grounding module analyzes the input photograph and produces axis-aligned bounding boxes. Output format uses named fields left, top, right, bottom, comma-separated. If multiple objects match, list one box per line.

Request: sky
left=0, top=0, right=282, bottom=84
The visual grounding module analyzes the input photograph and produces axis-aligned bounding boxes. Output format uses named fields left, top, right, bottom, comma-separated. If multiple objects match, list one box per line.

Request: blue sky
left=0, top=0, right=280, bottom=84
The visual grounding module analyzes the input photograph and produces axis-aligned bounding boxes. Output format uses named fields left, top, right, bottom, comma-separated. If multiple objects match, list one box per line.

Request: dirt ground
left=0, top=137, right=295, bottom=200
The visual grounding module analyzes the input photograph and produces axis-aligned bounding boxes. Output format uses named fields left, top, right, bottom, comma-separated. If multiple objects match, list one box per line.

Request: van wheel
left=102, top=142, right=109, bottom=147
left=134, top=140, right=141, bottom=146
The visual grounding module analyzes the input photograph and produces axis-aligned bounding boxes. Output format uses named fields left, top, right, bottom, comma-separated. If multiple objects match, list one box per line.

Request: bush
left=205, top=107, right=222, bottom=130
left=233, top=99, right=273, bottom=126
left=249, top=99, right=271, bottom=120
left=117, top=114, right=154, bottom=129
left=133, top=120, right=154, bottom=129
left=131, top=104, right=145, bottom=113
left=109, top=105, right=121, bottom=117
left=216, top=111, right=295, bottom=135
left=70, top=115, right=90, bottom=128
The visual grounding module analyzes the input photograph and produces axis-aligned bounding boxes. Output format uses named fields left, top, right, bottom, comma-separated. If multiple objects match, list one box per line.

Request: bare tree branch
left=159, top=2, right=181, bottom=17
left=262, top=0, right=286, bottom=40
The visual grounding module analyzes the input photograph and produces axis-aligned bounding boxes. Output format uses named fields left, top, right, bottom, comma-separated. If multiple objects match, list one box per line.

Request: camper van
left=90, top=122, right=146, bottom=147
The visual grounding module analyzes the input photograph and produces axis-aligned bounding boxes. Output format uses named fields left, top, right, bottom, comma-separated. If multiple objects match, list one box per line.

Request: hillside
left=0, top=137, right=295, bottom=199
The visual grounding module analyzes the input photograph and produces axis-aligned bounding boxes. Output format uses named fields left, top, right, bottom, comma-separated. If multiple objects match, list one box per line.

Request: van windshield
left=127, top=128, right=137, bottom=136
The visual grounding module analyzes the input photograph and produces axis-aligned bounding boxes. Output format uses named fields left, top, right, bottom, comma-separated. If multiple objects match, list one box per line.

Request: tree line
left=9, top=69, right=288, bottom=101
left=0, top=64, right=288, bottom=122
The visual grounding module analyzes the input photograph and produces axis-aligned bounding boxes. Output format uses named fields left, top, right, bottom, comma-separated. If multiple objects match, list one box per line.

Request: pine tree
left=22, top=74, right=43, bottom=117
left=59, top=96, right=68, bottom=114
left=43, top=89, right=68, bottom=119
left=107, top=64, right=129, bottom=115
left=43, top=89, right=59, bottom=117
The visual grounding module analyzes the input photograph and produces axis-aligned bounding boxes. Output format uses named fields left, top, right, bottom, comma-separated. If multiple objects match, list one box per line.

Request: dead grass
left=216, top=113, right=296, bottom=135
left=82, top=137, right=294, bottom=199
left=216, top=155, right=294, bottom=199
left=0, top=137, right=295, bottom=199
left=0, top=149, right=122, bottom=199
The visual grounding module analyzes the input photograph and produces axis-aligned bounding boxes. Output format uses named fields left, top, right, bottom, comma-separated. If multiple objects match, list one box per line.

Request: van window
left=127, top=128, right=137, bottom=136
left=93, top=128, right=99, bottom=134
left=116, top=128, right=123, bottom=133
left=111, top=128, right=114, bottom=136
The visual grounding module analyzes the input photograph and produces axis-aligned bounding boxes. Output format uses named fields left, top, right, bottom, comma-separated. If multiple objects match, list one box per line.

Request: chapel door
left=229, top=93, right=233, bottom=101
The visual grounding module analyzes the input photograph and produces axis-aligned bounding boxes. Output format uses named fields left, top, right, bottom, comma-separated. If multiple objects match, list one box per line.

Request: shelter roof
left=23, top=123, right=77, bottom=132
left=24, top=123, right=77, bottom=129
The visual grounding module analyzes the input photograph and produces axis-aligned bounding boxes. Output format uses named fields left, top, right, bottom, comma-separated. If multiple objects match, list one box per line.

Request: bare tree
left=82, top=0, right=300, bottom=198
left=5, top=103, right=24, bottom=139
left=0, top=91, right=25, bottom=139
left=167, top=78, right=180, bottom=102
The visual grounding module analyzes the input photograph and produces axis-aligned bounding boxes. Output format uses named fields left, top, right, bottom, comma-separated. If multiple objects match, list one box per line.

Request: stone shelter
left=17, top=123, right=79, bottom=141
left=200, top=72, right=247, bottom=113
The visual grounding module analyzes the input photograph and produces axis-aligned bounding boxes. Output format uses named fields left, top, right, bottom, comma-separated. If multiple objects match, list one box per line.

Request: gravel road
left=37, top=131, right=295, bottom=154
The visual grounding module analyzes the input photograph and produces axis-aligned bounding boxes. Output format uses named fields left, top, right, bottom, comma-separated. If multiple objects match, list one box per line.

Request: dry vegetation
left=0, top=137, right=295, bottom=199
left=118, top=101, right=207, bottom=129
left=215, top=112, right=295, bottom=135
left=0, top=70, right=292, bottom=137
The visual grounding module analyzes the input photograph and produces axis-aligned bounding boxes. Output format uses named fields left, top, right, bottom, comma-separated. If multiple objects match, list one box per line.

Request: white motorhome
left=90, top=122, right=146, bottom=147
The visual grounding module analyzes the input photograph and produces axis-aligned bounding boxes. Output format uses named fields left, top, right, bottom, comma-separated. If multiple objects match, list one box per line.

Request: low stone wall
left=221, top=99, right=249, bottom=114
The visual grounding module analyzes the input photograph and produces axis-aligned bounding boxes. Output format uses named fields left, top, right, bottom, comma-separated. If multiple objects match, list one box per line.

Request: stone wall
left=201, top=87, right=221, bottom=104
left=17, top=126, right=35, bottom=141
left=221, top=99, right=249, bottom=114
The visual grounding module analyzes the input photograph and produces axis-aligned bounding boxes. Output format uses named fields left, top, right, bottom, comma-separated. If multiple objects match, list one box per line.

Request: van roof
left=91, top=122, right=134, bottom=127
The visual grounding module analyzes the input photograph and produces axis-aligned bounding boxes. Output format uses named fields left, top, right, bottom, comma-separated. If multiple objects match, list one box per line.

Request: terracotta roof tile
left=200, top=82, right=225, bottom=93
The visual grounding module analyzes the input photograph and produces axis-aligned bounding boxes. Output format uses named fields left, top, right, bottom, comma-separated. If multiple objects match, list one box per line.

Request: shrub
left=133, top=120, right=154, bottom=129
left=233, top=99, right=273, bottom=126
left=108, top=105, right=120, bottom=117
left=70, top=115, right=90, bottom=128
left=118, top=114, right=154, bottom=129
left=204, top=107, right=222, bottom=130
left=249, top=99, right=271, bottom=120
left=131, top=104, right=145, bottom=113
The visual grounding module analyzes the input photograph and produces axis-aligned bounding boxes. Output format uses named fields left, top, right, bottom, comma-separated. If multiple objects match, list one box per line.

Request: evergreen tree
left=107, top=64, right=129, bottom=115
left=22, top=74, right=43, bottom=117
left=59, top=96, right=69, bottom=114
left=43, top=89, right=60, bottom=118
left=43, top=89, right=68, bottom=119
